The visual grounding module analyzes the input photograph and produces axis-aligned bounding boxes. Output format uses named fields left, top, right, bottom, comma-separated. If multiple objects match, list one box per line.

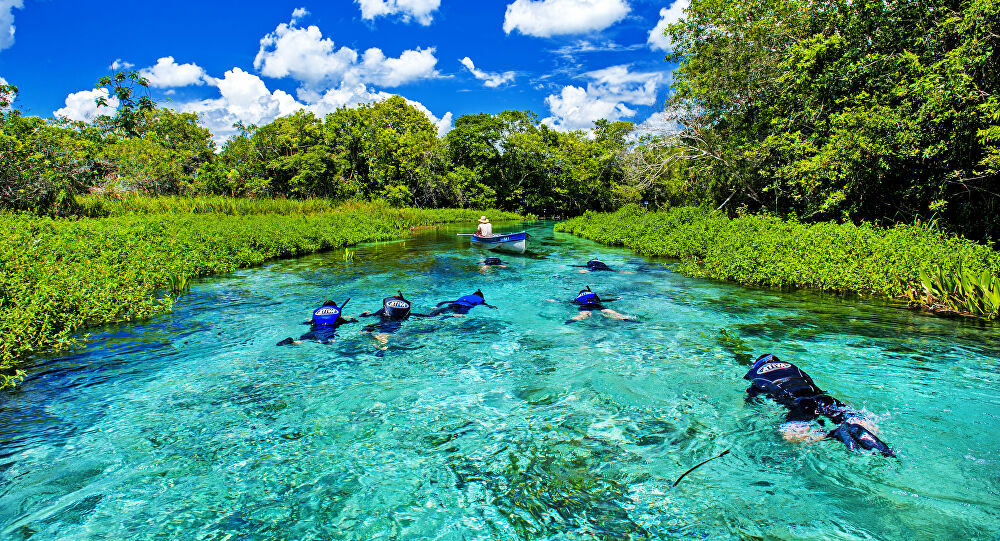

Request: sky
left=0, top=0, right=687, bottom=142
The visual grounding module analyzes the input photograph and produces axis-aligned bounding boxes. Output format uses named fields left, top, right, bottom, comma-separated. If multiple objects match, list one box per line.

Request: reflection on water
left=1, top=222, right=999, bottom=540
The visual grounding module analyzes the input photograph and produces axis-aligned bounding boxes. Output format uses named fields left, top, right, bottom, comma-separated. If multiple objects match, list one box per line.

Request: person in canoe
left=359, top=292, right=429, bottom=347
left=571, top=259, right=613, bottom=273
left=277, top=299, right=357, bottom=345
left=565, top=286, right=637, bottom=323
left=475, top=216, right=493, bottom=238
left=429, top=288, right=498, bottom=317
left=744, top=353, right=894, bottom=456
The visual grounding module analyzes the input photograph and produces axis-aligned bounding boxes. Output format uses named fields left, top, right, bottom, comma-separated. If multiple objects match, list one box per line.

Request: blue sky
left=0, top=0, right=686, bottom=142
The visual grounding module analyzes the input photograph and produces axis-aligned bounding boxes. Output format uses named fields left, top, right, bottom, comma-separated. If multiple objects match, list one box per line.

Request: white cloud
left=110, top=59, right=135, bottom=70
left=635, top=110, right=680, bottom=137
left=356, top=0, right=441, bottom=25
left=503, top=0, right=629, bottom=38
left=404, top=98, right=453, bottom=136
left=54, top=88, right=120, bottom=122
left=181, top=67, right=303, bottom=143
left=0, top=0, right=23, bottom=52
left=543, top=85, right=635, bottom=131
left=361, top=47, right=439, bottom=87
left=139, top=56, right=209, bottom=88
left=542, top=64, right=666, bottom=131
left=254, top=22, right=358, bottom=86
left=254, top=15, right=438, bottom=89
left=584, top=64, right=661, bottom=105
left=648, top=0, right=689, bottom=51
left=459, top=57, right=515, bottom=88
left=290, top=7, right=309, bottom=25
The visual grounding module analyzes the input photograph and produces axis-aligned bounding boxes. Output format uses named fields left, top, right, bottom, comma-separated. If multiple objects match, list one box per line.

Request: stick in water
left=672, top=449, right=731, bottom=487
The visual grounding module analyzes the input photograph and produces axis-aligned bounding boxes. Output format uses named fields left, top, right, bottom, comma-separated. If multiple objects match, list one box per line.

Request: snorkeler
left=428, top=288, right=498, bottom=317
left=571, top=259, right=613, bottom=273
left=359, top=292, right=429, bottom=346
left=276, top=299, right=357, bottom=346
left=566, top=286, right=637, bottom=323
left=744, top=353, right=894, bottom=456
left=484, top=256, right=505, bottom=266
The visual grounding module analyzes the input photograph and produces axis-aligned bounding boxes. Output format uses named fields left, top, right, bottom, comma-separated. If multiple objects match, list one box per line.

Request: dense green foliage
left=1, top=79, right=631, bottom=218
left=556, top=205, right=1000, bottom=316
left=0, top=203, right=519, bottom=371
left=643, top=0, right=1000, bottom=240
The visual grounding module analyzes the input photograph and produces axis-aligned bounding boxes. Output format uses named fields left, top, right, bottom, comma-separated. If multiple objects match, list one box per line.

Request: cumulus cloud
left=404, top=98, right=453, bottom=136
left=503, top=0, right=629, bottom=38
left=290, top=7, right=309, bottom=25
left=361, top=47, right=439, bottom=87
left=110, top=59, right=135, bottom=70
left=356, top=0, right=441, bottom=25
left=459, top=57, right=515, bottom=88
left=54, top=88, right=120, bottom=122
left=648, top=0, right=689, bottom=51
left=139, top=56, right=209, bottom=88
left=542, top=64, right=666, bottom=131
left=0, top=0, right=23, bottom=52
left=180, top=67, right=303, bottom=143
left=254, top=13, right=439, bottom=89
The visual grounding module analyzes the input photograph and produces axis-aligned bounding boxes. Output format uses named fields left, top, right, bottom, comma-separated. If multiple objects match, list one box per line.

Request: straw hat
left=478, top=216, right=490, bottom=223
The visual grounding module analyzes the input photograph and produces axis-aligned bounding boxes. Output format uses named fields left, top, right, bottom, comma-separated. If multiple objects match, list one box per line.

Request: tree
left=95, top=70, right=155, bottom=138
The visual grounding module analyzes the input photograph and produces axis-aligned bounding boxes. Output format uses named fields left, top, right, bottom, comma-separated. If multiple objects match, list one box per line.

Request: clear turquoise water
left=2, top=222, right=999, bottom=540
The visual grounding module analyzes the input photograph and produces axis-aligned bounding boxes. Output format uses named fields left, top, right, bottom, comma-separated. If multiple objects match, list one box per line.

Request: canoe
left=470, top=231, right=527, bottom=254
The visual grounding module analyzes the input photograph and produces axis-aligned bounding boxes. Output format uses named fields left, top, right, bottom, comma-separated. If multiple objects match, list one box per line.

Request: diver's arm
left=435, top=300, right=455, bottom=307
left=601, top=297, right=623, bottom=303
left=483, top=302, right=498, bottom=309
left=828, top=419, right=894, bottom=456
left=302, top=318, right=315, bottom=325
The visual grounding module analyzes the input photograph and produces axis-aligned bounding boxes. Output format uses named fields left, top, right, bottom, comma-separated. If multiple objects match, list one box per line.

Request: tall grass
left=75, top=195, right=524, bottom=220
left=1, top=201, right=522, bottom=373
left=556, top=204, right=1000, bottom=318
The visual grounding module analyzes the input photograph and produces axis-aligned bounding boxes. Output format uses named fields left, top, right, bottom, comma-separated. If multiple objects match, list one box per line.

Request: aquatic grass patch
left=556, top=205, right=1000, bottom=318
left=0, top=204, right=521, bottom=373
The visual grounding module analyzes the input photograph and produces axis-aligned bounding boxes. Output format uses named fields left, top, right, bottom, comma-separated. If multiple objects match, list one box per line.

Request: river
left=1, top=221, right=998, bottom=539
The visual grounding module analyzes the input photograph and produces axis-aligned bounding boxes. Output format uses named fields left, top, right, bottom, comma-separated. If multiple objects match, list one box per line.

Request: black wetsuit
left=484, top=257, right=503, bottom=266
left=586, top=259, right=612, bottom=271
left=361, top=296, right=425, bottom=334
left=744, top=354, right=894, bottom=456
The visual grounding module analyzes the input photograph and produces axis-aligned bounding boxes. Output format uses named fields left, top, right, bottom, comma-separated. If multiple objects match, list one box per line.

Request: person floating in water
left=360, top=292, right=428, bottom=348
left=481, top=256, right=507, bottom=270
left=571, top=259, right=613, bottom=273
left=429, top=288, right=497, bottom=317
left=277, top=299, right=357, bottom=346
left=566, top=286, right=636, bottom=323
left=744, top=353, right=894, bottom=456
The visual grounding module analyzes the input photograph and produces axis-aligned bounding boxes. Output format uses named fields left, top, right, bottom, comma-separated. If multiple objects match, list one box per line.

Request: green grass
left=556, top=204, right=1000, bottom=317
left=0, top=200, right=521, bottom=374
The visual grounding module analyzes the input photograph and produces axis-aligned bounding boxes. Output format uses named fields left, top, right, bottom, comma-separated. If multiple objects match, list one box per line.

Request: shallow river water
left=2, top=221, right=999, bottom=540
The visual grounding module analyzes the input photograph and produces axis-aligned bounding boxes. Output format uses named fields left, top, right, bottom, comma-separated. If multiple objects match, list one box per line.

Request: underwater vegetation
left=556, top=205, right=1000, bottom=320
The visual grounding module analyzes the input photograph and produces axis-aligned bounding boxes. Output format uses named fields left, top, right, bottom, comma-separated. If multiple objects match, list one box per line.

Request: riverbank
left=556, top=205, right=1000, bottom=319
left=0, top=199, right=520, bottom=382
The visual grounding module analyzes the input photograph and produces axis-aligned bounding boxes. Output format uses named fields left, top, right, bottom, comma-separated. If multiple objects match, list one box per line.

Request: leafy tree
left=657, top=0, right=1000, bottom=239
left=95, top=70, right=155, bottom=138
